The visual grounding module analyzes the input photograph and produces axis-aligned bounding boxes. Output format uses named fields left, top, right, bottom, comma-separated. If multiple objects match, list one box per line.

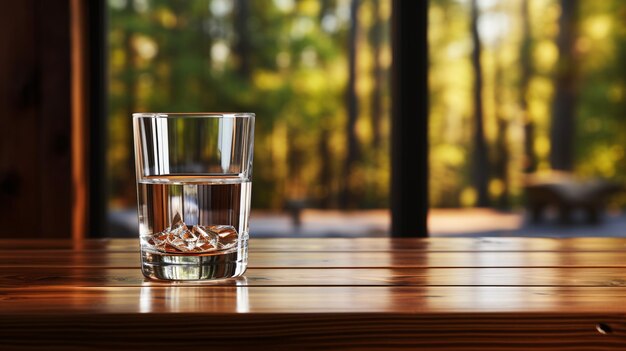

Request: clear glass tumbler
left=133, top=113, right=255, bottom=280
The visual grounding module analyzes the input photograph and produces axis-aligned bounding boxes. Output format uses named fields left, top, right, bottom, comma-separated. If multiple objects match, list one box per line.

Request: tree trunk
left=494, top=59, right=509, bottom=209
left=318, top=128, right=333, bottom=208
left=287, top=127, right=304, bottom=200
left=341, top=0, right=361, bottom=209
left=470, top=0, right=489, bottom=207
left=550, top=0, right=579, bottom=171
left=520, top=0, right=536, bottom=173
left=370, top=0, right=384, bottom=149
left=234, top=0, right=251, bottom=79
left=122, top=3, right=137, bottom=207
left=169, top=2, right=184, bottom=109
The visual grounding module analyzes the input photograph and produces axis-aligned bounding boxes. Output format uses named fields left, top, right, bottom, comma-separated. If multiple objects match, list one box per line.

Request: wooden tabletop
left=1, top=238, right=626, bottom=350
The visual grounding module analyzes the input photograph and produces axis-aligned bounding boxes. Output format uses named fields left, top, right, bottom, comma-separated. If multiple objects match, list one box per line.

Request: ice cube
left=144, top=219, right=238, bottom=253
left=171, top=212, right=184, bottom=227
left=192, top=225, right=219, bottom=252
left=150, top=232, right=169, bottom=248
left=209, top=225, right=238, bottom=250
left=169, top=220, right=188, bottom=237
left=166, top=232, right=189, bottom=252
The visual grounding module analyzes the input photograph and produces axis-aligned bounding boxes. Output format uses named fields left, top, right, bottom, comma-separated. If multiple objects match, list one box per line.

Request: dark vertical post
left=341, top=0, right=360, bottom=209
left=520, top=0, right=536, bottom=174
left=391, top=0, right=428, bottom=237
left=87, top=0, right=107, bottom=237
left=550, top=0, right=578, bottom=171
left=470, top=0, right=489, bottom=207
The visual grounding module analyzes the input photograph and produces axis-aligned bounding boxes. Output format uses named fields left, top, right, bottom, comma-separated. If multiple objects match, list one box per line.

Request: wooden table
left=1, top=238, right=626, bottom=350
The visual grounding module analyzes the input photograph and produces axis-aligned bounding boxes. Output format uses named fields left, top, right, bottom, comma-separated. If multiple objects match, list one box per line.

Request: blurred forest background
left=107, top=0, right=626, bottom=233
left=108, top=0, right=391, bottom=216
left=430, top=0, right=626, bottom=210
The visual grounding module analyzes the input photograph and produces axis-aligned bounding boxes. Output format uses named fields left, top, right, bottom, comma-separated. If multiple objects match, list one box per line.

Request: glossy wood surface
left=1, top=238, right=626, bottom=350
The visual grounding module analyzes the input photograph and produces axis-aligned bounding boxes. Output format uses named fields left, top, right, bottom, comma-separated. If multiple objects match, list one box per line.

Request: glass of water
left=133, top=113, right=255, bottom=280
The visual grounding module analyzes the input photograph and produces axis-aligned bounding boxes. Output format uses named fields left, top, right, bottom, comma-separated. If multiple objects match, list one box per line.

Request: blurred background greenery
left=429, top=0, right=626, bottom=210
left=106, top=0, right=626, bottom=236
left=107, top=0, right=391, bottom=217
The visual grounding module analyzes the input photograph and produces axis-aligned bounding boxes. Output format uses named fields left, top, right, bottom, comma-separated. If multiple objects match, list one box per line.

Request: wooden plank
left=0, top=312, right=624, bottom=350
left=0, top=1, right=73, bottom=238
left=38, top=0, right=72, bottom=238
left=2, top=237, right=626, bottom=252
left=1, top=238, right=626, bottom=350
left=1, top=251, right=626, bottom=268
left=0, top=1, right=42, bottom=237
left=0, top=239, right=138, bottom=251
left=1, top=267, right=626, bottom=288
left=1, top=286, right=626, bottom=313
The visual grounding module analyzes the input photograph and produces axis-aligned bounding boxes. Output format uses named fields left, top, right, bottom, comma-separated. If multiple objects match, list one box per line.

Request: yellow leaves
left=533, top=40, right=558, bottom=73
left=527, top=77, right=554, bottom=127
left=357, top=72, right=373, bottom=97
left=528, top=100, right=548, bottom=125
left=489, top=179, right=505, bottom=198
left=355, top=115, right=371, bottom=144
left=293, top=70, right=327, bottom=94
left=296, top=0, right=320, bottom=16
left=579, top=146, right=620, bottom=178
left=110, top=48, right=126, bottom=71
left=585, top=15, right=612, bottom=40
left=272, top=122, right=288, bottom=168
left=253, top=70, right=283, bottom=91
left=380, top=46, right=392, bottom=69
left=534, top=136, right=550, bottom=158
left=157, top=8, right=177, bottom=28
left=579, top=15, right=615, bottom=67
left=460, top=187, right=477, bottom=207
left=432, top=144, right=465, bottom=167
left=379, top=0, right=391, bottom=20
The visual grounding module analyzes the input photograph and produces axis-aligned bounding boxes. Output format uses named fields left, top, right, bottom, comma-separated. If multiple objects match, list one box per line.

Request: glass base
left=140, top=241, right=247, bottom=280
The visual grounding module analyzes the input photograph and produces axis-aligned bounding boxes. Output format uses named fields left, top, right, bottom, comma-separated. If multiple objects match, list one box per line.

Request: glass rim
left=132, top=112, right=255, bottom=119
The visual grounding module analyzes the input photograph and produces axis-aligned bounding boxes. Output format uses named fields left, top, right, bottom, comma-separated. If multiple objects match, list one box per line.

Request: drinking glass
left=133, top=113, right=255, bottom=280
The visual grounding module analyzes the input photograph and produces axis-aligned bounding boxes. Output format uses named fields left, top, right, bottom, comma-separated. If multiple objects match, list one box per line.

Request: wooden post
left=391, top=0, right=428, bottom=237
left=70, top=0, right=89, bottom=241
left=0, top=0, right=73, bottom=238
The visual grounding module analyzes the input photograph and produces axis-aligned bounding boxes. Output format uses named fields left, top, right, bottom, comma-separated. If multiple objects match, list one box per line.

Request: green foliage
left=429, top=0, right=626, bottom=208
left=107, top=0, right=391, bottom=210
left=110, top=0, right=626, bottom=212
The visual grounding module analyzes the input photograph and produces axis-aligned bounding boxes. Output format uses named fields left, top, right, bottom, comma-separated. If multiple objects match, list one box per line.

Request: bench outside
left=525, top=173, right=621, bottom=224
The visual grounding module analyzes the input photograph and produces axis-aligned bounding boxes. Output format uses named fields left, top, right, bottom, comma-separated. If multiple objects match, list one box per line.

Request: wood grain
left=0, top=313, right=624, bottom=351
left=0, top=0, right=72, bottom=238
left=2, top=237, right=626, bottom=252
left=1, top=238, right=626, bottom=350
left=1, top=251, right=626, bottom=268
left=0, top=1, right=41, bottom=237
left=2, top=267, right=626, bottom=288
left=38, top=0, right=72, bottom=239
left=2, top=286, right=626, bottom=313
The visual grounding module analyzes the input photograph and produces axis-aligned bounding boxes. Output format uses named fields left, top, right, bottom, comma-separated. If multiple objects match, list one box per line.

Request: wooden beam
left=70, top=0, right=89, bottom=240
left=391, top=0, right=429, bottom=237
